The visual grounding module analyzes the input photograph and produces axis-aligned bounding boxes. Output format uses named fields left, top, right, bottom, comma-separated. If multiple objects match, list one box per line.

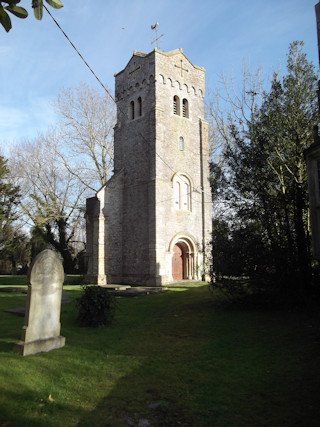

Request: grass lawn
left=0, top=278, right=319, bottom=426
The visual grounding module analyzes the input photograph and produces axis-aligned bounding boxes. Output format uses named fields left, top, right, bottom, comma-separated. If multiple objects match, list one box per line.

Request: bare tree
left=54, top=83, right=116, bottom=192
left=7, top=83, right=116, bottom=270
left=10, top=133, right=86, bottom=272
left=206, top=62, right=270, bottom=222
left=206, top=62, right=267, bottom=163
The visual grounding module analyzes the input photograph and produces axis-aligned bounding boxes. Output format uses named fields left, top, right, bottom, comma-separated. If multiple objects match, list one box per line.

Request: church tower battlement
left=85, top=48, right=212, bottom=286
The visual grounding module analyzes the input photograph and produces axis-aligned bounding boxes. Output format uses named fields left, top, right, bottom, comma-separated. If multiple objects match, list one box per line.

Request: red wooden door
left=172, top=244, right=183, bottom=280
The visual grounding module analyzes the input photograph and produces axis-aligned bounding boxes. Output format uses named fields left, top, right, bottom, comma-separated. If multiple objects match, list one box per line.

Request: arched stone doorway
left=169, top=234, right=198, bottom=281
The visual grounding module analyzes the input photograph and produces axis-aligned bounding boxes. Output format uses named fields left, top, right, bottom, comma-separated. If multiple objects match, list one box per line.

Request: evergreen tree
left=215, top=41, right=319, bottom=299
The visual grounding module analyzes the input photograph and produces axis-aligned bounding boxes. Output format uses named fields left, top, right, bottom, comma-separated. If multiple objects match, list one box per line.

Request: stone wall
left=153, top=49, right=211, bottom=283
left=85, top=48, right=212, bottom=285
left=113, top=51, right=157, bottom=284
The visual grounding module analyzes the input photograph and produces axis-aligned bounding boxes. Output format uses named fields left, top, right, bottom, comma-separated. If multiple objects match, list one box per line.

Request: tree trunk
left=294, top=183, right=312, bottom=291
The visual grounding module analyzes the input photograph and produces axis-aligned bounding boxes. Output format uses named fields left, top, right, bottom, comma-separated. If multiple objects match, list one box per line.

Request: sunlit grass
left=0, top=278, right=319, bottom=426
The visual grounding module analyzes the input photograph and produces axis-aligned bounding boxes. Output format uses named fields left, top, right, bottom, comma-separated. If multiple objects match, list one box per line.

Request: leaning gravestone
left=14, top=249, right=66, bottom=356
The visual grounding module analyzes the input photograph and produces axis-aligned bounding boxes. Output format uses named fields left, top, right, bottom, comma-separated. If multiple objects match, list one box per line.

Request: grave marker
left=14, top=249, right=66, bottom=356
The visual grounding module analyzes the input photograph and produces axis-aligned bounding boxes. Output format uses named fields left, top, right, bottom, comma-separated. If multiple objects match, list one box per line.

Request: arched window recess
left=173, top=95, right=180, bottom=115
left=137, top=97, right=142, bottom=117
left=182, top=98, right=189, bottom=118
left=173, top=173, right=192, bottom=211
left=130, top=100, right=135, bottom=120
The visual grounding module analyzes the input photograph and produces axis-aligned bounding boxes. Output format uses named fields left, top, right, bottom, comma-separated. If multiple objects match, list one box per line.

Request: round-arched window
left=173, top=174, right=191, bottom=211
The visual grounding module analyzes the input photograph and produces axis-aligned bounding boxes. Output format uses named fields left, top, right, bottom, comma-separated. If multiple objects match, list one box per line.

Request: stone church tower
left=85, top=48, right=212, bottom=286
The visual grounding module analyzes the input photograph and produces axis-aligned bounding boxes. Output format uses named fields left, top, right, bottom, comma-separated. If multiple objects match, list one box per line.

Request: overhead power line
left=43, top=4, right=115, bottom=104
left=44, top=6, right=211, bottom=204
left=44, top=5, right=178, bottom=176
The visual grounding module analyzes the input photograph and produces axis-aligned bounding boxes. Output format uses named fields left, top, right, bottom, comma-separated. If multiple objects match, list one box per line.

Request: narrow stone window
left=173, top=95, right=180, bottom=115
left=179, top=136, right=184, bottom=151
left=137, top=97, right=142, bottom=117
left=182, top=98, right=189, bottom=118
left=130, top=100, right=135, bottom=120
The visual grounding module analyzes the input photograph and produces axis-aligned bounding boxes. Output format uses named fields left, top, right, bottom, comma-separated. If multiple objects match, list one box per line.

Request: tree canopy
left=210, top=41, right=319, bottom=301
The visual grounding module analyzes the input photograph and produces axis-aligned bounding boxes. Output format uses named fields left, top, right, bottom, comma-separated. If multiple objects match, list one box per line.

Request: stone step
left=99, top=284, right=132, bottom=291
left=106, top=286, right=168, bottom=297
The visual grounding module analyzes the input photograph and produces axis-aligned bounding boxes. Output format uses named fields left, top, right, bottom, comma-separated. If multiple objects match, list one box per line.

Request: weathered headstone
left=14, top=249, right=66, bottom=356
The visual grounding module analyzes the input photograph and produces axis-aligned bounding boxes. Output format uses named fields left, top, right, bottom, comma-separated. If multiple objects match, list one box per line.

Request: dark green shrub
left=77, top=285, right=116, bottom=327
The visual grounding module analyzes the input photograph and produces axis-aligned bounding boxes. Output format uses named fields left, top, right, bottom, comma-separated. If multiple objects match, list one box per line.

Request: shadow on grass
left=77, top=288, right=320, bottom=426
left=77, top=372, right=197, bottom=426
left=1, top=285, right=320, bottom=426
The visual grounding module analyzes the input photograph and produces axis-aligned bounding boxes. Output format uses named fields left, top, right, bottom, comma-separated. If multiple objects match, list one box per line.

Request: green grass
left=0, top=280, right=319, bottom=426
left=0, top=275, right=84, bottom=287
left=0, top=275, right=28, bottom=287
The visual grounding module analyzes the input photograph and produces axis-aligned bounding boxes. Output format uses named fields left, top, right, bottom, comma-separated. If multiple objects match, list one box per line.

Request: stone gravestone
left=14, top=249, right=66, bottom=356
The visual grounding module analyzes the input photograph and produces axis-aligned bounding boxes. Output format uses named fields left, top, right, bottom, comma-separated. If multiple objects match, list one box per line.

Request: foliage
left=32, top=0, right=63, bottom=20
left=210, top=42, right=319, bottom=300
left=212, top=219, right=267, bottom=278
left=77, top=285, right=116, bottom=327
left=0, top=0, right=63, bottom=32
left=0, top=0, right=27, bottom=32
left=29, top=225, right=50, bottom=259
left=0, top=227, right=30, bottom=274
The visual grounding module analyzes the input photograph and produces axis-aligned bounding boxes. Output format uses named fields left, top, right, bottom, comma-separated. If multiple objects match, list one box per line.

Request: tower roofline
left=114, top=48, right=205, bottom=77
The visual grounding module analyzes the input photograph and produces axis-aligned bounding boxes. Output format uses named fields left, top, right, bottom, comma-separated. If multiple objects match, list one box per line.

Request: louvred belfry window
left=182, top=98, right=189, bottom=118
left=173, top=95, right=180, bottom=115
left=137, top=97, right=142, bottom=116
left=130, top=101, right=134, bottom=120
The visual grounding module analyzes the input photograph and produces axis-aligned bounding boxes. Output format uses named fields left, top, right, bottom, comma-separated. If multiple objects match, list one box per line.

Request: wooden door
left=172, top=244, right=183, bottom=280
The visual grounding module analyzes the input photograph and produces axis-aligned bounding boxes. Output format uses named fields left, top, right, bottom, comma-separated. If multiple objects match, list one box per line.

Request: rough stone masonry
left=85, top=48, right=212, bottom=286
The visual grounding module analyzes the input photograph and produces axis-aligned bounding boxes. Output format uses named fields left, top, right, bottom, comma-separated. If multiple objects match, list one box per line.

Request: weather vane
left=151, top=21, right=164, bottom=50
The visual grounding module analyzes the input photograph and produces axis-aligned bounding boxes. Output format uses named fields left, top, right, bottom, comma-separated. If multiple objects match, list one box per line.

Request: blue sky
left=0, top=0, right=317, bottom=152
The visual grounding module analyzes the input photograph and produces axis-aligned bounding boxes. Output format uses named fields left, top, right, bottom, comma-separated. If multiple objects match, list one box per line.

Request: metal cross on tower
left=175, top=59, right=189, bottom=77
left=151, top=21, right=164, bottom=49
left=128, top=64, right=141, bottom=80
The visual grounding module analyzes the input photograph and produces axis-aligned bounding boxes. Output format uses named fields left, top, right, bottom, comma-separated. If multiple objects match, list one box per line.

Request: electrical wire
left=44, top=5, right=212, bottom=204
left=43, top=5, right=116, bottom=104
